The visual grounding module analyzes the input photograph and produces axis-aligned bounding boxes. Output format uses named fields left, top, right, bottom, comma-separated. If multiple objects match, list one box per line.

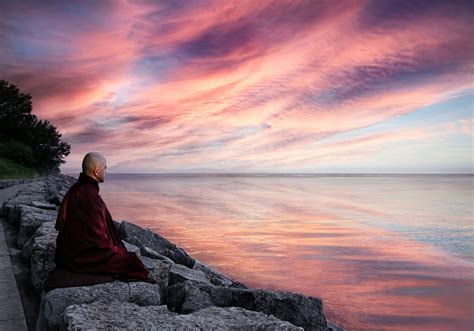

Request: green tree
left=0, top=139, right=34, bottom=165
left=31, top=119, right=71, bottom=172
left=0, top=80, right=71, bottom=173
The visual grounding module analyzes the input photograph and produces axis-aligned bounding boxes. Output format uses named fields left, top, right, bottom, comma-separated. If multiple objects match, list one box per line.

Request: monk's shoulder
left=69, top=182, right=102, bottom=207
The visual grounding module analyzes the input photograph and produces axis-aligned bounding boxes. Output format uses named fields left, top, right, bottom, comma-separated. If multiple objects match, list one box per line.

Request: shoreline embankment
left=1, top=174, right=343, bottom=330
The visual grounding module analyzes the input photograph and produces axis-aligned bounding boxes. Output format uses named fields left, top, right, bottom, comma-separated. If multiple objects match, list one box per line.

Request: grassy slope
left=0, top=157, right=38, bottom=180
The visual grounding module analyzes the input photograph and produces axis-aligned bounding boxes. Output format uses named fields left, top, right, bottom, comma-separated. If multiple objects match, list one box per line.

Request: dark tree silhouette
left=0, top=80, right=71, bottom=173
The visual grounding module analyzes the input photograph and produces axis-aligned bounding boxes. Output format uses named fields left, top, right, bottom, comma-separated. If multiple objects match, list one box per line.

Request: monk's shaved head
left=82, top=152, right=107, bottom=182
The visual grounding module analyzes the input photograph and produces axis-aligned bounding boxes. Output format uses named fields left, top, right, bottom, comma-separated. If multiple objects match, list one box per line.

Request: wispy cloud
left=0, top=0, right=472, bottom=173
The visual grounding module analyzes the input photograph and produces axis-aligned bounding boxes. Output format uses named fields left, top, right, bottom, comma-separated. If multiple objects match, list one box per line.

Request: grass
left=0, top=157, right=38, bottom=180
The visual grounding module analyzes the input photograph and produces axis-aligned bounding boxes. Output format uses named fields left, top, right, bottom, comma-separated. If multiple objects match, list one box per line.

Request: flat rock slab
left=37, top=280, right=162, bottom=330
left=62, top=301, right=303, bottom=330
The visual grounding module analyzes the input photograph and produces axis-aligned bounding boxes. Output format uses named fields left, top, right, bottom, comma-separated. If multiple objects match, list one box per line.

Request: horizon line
left=60, top=172, right=473, bottom=176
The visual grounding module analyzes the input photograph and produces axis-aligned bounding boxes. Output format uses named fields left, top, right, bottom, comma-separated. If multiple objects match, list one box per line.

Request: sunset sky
left=1, top=0, right=472, bottom=173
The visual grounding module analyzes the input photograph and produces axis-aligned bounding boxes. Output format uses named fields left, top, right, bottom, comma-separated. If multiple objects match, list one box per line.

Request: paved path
left=0, top=183, right=31, bottom=331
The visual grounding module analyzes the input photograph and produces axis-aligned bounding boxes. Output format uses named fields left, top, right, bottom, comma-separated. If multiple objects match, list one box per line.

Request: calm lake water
left=92, top=174, right=473, bottom=330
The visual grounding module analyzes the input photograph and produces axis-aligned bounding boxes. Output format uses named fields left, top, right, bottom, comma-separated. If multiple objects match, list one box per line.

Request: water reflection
left=100, top=174, right=474, bottom=331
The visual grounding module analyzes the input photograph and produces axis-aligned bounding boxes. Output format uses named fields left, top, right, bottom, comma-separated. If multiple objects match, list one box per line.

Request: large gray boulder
left=138, top=255, right=172, bottom=295
left=139, top=250, right=239, bottom=289
left=22, top=221, right=56, bottom=262
left=119, top=220, right=196, bottom=268
left=28, top=223, right=58, bottom=293
left=1, top=180, right=62, bottom=228
left=169, top=261, right=210, bottom=285
left=252, top=289, right=327, bottom=331
left=44, top=174, right=76, bottom=205
left=167, top=280, right=256, bottom=313
left=3, top=198, right=47, bottom=227
left=166, top=280, right=327, bottom=330
left=16, top=205, right=56, bottom=248
left=122, top=240, right=141, bottom=256
left=193, top=259, right=247, bottom=288
left=141, top=245, right=175, bottom=262
left=61, top=301, right=302, bottom=330
left=2, top=181, right=49, bottom=219
left=36, top=281, right=162, bottom=331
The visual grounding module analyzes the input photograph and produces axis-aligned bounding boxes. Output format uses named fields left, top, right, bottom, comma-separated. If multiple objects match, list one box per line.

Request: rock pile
left=1, top=174, right=342, bottom=330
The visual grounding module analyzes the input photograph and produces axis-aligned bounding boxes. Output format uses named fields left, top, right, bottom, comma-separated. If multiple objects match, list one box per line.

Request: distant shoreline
left=62, top=172, right=473, bottom=177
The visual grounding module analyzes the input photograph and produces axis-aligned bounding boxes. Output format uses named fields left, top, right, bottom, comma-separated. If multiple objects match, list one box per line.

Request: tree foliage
left=0, top=80, right=71, bottom=173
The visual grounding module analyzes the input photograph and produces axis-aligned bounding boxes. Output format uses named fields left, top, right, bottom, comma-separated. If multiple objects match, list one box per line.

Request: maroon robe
left=43, top=173, right=154, bottom=292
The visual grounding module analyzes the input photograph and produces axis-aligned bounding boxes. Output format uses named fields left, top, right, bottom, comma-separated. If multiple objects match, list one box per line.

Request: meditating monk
left=43, top=152, right=155, bottom=292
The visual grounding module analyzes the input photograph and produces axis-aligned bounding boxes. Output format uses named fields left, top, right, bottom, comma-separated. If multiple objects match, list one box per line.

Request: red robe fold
left=44, top=173, right=153, bottom=292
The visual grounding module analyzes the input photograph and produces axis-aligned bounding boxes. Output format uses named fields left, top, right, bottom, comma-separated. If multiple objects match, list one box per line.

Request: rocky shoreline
left=1, top=174, right=343, bottom=330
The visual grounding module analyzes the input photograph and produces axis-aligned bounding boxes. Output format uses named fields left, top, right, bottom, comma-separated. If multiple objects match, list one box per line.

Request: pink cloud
left=0, top=1, right=472, bottom=172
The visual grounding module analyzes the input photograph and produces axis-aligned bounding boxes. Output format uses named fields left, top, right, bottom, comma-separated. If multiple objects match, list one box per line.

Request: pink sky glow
left=1, top=0, right=472, bottom=173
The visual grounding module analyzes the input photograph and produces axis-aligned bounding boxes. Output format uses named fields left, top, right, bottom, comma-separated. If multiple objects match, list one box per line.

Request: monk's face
left=95, top=162, right=107, bottom=183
